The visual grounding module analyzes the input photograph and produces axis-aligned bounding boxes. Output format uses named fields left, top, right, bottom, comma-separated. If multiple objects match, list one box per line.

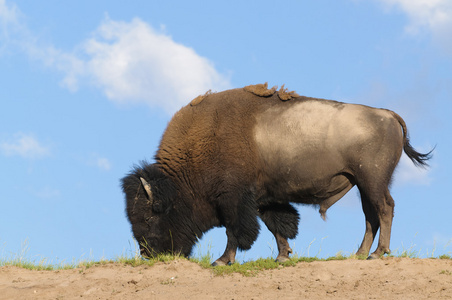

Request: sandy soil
left=1, top=257, right=451, bottom=299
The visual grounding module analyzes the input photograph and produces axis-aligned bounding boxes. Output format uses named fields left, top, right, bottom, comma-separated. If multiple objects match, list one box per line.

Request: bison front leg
left=259, top=203, right=299, bottom=263
left=212, top=189, right=260, bottom=266
left=212, top=229, right=238, bottom=266
left=274, top=233, right=293, bottom=263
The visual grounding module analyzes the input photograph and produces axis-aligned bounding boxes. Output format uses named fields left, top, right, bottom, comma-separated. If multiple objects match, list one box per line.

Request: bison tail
left=392, top=111, right=434, bottom=168
left=403, top=139, right=434, bottom=168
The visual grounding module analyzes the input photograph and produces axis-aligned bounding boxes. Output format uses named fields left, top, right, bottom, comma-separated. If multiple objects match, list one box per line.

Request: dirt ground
left=1, top=257, right=451, bottom=299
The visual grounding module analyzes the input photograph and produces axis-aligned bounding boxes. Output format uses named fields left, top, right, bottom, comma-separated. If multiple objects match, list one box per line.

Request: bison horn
left=140, top=177, right=153, bottom=199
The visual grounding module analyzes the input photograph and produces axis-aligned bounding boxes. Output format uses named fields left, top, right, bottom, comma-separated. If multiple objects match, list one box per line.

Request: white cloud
left=0, top=0, right=37, bottom=56
left=82, top=153, right=112, bottom=171
left=96, top=157, right=112, bottom=171
left=78, top=17, right=231, bottom=113
left=0, top=0, right=19, bottom=38
left=378, top=0, right=452, bottom=33
left=0, top=1, right=231, bottom=114
left=377, top=0, right=452, bottom=53
left=0, top=133, right=51, bottom=159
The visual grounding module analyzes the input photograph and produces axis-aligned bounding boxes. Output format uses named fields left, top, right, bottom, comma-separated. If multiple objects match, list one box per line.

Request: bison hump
left=277, top=84, right=300, bottom=101
left=244, top=83, right=300, bottom=101
left=243, top=82, right=277, bottom=97
left=190, top=90, right=213, bottom=106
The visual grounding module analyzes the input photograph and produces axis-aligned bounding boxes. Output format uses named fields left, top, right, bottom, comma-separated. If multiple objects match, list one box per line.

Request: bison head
left=121, top=163, right=194, bottom=258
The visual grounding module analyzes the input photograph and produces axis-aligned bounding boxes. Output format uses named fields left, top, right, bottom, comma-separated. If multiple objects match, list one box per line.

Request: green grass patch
left=2, top=252, right=452, bottom=275
left=188, top=252, right=359, bottom=277
left=204, top=258, right=293, bottom=277
left=2, top=237, right=451, bottom=274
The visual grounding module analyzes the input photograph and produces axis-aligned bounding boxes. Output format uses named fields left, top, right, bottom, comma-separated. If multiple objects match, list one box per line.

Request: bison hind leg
left=356, top=181, right=395, bottom=259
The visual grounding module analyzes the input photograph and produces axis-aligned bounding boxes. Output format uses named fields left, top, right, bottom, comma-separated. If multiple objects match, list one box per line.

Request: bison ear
left=140, top=177, right=153, bottom=200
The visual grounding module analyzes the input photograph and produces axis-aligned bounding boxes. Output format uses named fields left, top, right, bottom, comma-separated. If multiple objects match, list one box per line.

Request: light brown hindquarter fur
left=254, top=99, right=404, bottom=204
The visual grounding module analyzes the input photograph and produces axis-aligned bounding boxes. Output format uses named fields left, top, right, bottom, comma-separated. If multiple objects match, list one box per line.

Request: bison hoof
left=211, top=261, right=225, bottom=267
left=275, top=256, right=290, bottom=263
left=367, top=253, right=380, bottom=260
left=211, top=260, right=232, bottom=267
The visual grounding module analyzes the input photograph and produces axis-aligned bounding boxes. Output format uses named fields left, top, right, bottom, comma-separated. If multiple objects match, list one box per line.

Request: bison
left=121, top=83, right=432, bottom=266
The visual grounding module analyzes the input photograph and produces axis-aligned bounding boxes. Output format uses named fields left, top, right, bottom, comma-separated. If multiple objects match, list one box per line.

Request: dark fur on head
left=121, top=162, right=201, bottom=257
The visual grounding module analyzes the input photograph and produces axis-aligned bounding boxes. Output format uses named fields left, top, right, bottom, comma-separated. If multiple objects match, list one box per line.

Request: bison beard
left=121, top=84, right=432, bottom=266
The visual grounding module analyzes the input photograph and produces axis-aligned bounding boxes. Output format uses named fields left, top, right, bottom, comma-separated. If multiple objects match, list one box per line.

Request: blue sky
left=0, top=0, right=451, bottom=263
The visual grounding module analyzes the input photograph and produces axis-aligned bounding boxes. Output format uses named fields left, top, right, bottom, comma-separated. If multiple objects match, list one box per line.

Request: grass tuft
left=206, top=258, right=289, bottom=277
left=439, top=254, right=452, bottom=260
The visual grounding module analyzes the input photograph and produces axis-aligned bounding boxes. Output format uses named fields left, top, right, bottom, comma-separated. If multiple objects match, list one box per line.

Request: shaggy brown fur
left=190, top=90, right=213, bottom=106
